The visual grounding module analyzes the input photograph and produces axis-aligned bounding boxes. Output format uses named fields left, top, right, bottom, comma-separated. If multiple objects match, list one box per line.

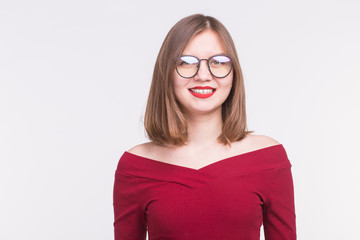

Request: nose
left=194, top=60, right=212, bottom=81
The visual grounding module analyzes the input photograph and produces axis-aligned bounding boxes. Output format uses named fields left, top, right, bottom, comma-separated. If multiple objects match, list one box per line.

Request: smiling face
left=172, top=29, right=233, bottom=116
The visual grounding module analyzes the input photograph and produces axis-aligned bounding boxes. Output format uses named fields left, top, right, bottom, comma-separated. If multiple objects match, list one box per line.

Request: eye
left=179, top=60, right=191, bottom=66
left=210, top=56, right=231, bottom=66
left=212, top=60, right=222, bottom=65
left=178, top=56, right=198, bottom=66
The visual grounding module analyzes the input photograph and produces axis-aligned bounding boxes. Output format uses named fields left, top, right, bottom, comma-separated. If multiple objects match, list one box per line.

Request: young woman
left=113, top=14, right=296, bottom=240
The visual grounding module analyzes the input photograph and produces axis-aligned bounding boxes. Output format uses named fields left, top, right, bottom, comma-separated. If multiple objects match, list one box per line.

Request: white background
left=1, top=0, right=359, bottom=239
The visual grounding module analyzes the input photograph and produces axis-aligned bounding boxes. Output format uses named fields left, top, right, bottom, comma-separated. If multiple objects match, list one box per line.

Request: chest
left=152, top=146, right=246, bottom=170
left=139, top=172, right=266, bottom=239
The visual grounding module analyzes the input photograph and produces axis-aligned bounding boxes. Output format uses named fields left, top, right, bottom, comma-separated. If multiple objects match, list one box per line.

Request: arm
left=263, top=166, right=297, bottom=239
left=113, top=170, right=147, bottom=240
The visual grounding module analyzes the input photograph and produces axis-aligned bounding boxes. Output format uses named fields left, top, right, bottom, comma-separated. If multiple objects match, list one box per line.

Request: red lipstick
left=188, top=86, right=216, bottom=99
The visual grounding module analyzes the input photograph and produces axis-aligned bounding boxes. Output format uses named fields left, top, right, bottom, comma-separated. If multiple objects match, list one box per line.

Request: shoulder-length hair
left=144, top=14, right=254, bottom=147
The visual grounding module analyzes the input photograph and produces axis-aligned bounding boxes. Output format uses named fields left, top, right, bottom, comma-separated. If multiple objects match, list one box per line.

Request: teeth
left=190, top=89, right=214, bottom=94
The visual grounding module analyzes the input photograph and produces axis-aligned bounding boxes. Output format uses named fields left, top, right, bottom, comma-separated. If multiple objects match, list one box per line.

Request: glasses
left=175, top=55, right=232, bottom=79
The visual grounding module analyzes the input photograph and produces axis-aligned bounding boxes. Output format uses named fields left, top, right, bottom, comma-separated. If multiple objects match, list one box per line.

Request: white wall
left=1, top=0, right=359, bottom=239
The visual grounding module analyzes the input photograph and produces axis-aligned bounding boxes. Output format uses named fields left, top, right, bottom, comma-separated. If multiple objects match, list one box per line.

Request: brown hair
left=144, top=14, right=254, bottom=147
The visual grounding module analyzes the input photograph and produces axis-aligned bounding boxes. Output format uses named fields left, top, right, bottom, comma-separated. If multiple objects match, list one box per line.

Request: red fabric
left=113, top=144, right=296, bottom=240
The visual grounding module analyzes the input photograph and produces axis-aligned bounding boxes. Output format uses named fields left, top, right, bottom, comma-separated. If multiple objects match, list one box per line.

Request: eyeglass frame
left=175, top=54, right=233, bottom=79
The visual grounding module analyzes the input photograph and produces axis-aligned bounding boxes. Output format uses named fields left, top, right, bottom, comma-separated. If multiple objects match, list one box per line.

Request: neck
left=184, top=109, right=223, bottom=148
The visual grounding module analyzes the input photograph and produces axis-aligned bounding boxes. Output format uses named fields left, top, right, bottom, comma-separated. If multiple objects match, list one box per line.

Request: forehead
left=182, top=29, right=226, bottom=57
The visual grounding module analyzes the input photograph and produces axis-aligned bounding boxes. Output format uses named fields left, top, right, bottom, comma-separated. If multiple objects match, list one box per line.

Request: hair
left=144, top=14, right=254, bottom=148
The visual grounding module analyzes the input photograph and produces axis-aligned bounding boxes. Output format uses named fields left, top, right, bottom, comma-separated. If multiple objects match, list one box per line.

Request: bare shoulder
left=247, top=134, right=281, bottom=147
left=126, top=142, right=162, bottom=158
left=232, top=133, right=281, bottom=153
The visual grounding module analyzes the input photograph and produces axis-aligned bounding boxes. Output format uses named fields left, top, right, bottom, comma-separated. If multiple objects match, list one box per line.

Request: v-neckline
left=124, top=144, right=283, bottom=172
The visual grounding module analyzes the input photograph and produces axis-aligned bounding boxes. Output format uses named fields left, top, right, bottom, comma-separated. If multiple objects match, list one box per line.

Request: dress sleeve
left=263, top=166, right=297, bottom=240
left=113, top=169, right=147, bottom=240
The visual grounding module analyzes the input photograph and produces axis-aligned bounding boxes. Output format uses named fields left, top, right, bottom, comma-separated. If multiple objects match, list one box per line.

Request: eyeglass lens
left=176, top=55, right=232, bottom=78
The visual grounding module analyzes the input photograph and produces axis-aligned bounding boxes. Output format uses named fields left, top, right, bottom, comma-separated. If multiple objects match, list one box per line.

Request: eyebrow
left=181, top=52, right=228, bottom=57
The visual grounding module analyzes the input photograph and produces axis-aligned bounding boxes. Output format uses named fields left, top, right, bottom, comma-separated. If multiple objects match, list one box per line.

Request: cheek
left=220, top=76, right=234, bottom=101
left=172, top=73, right=190, bottom=94
left=172, top=74, right=182, bottom=96
left=223, top=75, right=233, bottom=93
left=172, top=77, right=185, bottom=106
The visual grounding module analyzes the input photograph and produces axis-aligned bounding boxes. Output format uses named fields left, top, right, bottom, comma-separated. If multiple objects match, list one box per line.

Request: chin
left=184, top=105, right=222, bottom=115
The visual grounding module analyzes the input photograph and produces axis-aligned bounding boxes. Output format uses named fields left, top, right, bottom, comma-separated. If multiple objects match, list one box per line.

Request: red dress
left=113, top=144, right=296, bottom=240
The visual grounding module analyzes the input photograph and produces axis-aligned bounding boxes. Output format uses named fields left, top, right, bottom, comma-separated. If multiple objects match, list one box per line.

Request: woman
left=113, top=14, right=296, bottom=240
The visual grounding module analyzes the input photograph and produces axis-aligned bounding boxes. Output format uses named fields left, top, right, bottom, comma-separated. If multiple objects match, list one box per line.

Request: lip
left=188, top=86, right=216, bottom=99
left=190, top=86, right=216, bottom=89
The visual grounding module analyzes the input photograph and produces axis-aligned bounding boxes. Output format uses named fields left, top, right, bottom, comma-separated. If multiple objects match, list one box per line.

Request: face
left=172, top=29, right=233, bottom=116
